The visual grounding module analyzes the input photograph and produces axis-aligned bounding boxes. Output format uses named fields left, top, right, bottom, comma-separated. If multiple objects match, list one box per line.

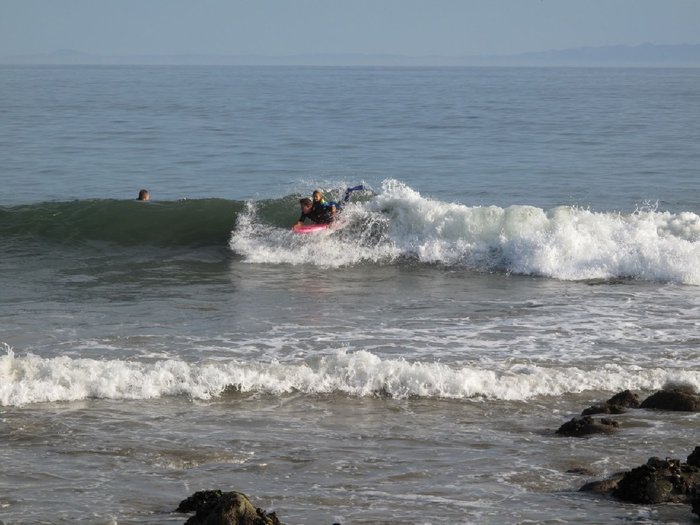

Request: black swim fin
left=343, top=185, right=365, bottom=202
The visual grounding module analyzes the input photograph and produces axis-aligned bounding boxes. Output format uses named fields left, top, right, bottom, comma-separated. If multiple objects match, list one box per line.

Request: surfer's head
left=137, top=189, right=150, bottom=201
left=299, top=197, right=313, bottom=211
left=312, top=190, right=325, bottom=203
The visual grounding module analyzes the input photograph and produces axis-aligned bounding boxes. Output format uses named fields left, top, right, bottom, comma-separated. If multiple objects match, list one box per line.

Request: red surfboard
left=292, top=223, right=331, bottom=234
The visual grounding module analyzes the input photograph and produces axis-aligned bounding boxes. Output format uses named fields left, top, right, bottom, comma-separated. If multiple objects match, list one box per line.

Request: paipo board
left=292, top=223, right=331, bottom=234
left=291, top=185, right=364, bottom=235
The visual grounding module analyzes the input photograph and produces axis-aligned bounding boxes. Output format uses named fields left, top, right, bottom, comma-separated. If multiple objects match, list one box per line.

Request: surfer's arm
left=328, top=203, right=340, bottom=222
left=294, top=213, right=308, bottom=227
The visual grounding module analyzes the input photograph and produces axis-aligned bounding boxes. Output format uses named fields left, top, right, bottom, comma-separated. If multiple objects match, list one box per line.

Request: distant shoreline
left=2, top=43, right=700, bottom=68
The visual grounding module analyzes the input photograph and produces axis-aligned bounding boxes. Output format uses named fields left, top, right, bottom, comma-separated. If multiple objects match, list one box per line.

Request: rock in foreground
left=580, top=451, right=700, bottom=506
left=176, top=490, right=282, bottom=525
left=613, top=456, right=700, bottom=504
left=692, top=487, right=700, bottom=519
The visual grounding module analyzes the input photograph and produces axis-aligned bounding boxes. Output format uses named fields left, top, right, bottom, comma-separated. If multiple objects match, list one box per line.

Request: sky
left=1, top=0, right=699, bottom=58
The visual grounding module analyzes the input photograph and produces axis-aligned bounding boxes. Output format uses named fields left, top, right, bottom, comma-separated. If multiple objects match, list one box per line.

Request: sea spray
left=230, top=179, right=700, bottom=284
left=229, top=196, right=399, bottom=267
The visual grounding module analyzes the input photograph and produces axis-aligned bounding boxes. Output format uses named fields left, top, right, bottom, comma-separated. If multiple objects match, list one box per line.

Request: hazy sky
left=1, top=0, right=699, bottom=57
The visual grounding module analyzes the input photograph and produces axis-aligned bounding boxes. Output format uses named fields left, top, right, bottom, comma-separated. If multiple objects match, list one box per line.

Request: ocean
left=1, top=65, right=699, bottom=524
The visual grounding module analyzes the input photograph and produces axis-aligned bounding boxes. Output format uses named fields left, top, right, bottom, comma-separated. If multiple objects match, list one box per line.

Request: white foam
left=229, top=200, right=400, bottom=267
left=2, top=347, right=697, bottom=407
left=229, top=180, right=700, bottom=284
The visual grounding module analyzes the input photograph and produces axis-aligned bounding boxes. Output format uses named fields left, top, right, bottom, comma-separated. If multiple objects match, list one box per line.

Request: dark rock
left=612, top=457, right=700, bottom=504
left=688, top=446, right=700, bottom=468
left=566, top=467, right=595, bottom=476
left=579, top=473, right=625, bottom=494
left=176, top=490, right=282, bottom=525
left=640, top=387, right=700, bottom=412
left=177, top=491, right=224, bottom=513
left=607, top=390, right=641, bottom=409
left=692, top=485, right=700, bottom=518
left=581, top=390, right=640, bottom=415
left=555, top=416, right=619, bottom=437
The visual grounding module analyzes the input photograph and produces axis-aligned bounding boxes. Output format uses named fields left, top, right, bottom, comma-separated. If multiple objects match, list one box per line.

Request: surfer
left=137, top=189, right=150, bottom=201
left=310, top=190, right=337, bottom=223
left=294, top=196, right=334, bottom=227
left=293, top=186, right=365, bottom=228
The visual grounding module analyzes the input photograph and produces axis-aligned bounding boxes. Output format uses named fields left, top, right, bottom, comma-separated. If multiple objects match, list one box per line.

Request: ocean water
left=1, top=65, right=700, bottom=524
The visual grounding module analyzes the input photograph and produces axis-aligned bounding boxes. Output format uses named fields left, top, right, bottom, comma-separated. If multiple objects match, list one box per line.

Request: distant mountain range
left=2, top=44, right=700, bottom=67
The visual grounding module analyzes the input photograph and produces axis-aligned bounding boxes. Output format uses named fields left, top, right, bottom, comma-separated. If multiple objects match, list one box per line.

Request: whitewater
left=227, top=179, right=700, bottom=287
left=4, top=344, right=700, bottom=407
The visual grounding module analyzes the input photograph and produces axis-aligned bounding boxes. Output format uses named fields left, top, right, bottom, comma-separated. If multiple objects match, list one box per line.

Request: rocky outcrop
left=692, top=487, right=700, bottom=519
left=176, top=490, right=282, bottom=525
left=613, top=456, right=700, bottom=504
left=687, top=446, right=700, bottom=468
left=558, top=387, right=700, bottom=438
left=687, top=446, right=700, bottom=518
left=579, top=473, right=625, bottom=495
left=177, top=491, right=226, bottom=515
left=640, top=385, right=700, bottom=412
left=578, top=386, right=700, bottom=417
left=580, top=452, right=700, bottom=507
left=555, top=416, right=619, bottom=437
left=582, top=390, right=640, bottom=415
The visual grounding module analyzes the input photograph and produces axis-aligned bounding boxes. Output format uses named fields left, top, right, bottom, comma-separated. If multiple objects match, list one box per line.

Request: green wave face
left=0, top=199, right=248, bottom=246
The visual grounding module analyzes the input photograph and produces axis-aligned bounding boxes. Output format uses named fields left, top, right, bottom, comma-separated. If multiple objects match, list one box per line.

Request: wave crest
left=2, top=347, right=697, bottom=407
left=230, top=179, right=700, bottom=284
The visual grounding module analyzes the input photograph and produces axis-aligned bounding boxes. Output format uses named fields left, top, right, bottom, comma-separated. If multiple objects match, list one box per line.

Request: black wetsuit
left=299, top=201, right=336, bottom=224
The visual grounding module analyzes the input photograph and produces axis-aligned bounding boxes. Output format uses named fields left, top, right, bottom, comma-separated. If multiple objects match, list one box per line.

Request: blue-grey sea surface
left=1, top=65, right=699, bottom=524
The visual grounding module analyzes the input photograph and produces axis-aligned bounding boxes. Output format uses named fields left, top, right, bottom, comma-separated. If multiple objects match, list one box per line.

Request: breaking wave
left=1, top=346, right=697, bottom=407
left=231, top=179, right=700, bottom=284
left=3, top=179, right=699, bottom=284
